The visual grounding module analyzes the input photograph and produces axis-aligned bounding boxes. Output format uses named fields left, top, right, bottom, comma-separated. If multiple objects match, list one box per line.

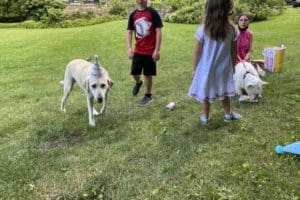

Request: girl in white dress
left=188, top=0, right=241, bottom=125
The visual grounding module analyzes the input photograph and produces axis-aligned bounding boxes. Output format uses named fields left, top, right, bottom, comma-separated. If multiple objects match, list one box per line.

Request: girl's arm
left=244, top=32, right=253, bottom=61
left=192, top=39, right=203, bottom=77
left=231, top=40, right=237, bottom=74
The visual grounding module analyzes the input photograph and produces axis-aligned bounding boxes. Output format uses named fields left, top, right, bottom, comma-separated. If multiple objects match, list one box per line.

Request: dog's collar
left=243, top=71, right=252, bottom=79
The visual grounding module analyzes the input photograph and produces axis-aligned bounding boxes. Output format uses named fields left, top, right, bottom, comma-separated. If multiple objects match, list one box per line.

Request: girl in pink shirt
left=237, top=14, right=253, bottom=63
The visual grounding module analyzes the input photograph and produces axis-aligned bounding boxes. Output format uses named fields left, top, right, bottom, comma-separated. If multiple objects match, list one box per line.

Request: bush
left=18, top=15, right=122, bottom=29
left=40, top=7, right=66, bottom=24
left=0, top=0, right=25, bottom=22
left=22, top=0, right=65, bottom=21
left=19, top=20, right=43, bottom=28
left=164, top=0, right=285, bottom=24
left=0, top=0, right=65, bottom=22
left=165, top=2, right=204, bottom=24
left=234, top=0, right=285, bottom=22
left=163, top=0, right=197, bottom=11
left=108, top=1, right=127, bottom=17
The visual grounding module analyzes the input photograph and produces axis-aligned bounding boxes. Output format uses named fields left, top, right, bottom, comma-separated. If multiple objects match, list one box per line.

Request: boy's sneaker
left=138, top=95, right=153, bottom=105
left=200, top=115, right=209, bottom=125
left=224, top=112, right=242, bottom=122
left=132, top=81, right=143, bottom=96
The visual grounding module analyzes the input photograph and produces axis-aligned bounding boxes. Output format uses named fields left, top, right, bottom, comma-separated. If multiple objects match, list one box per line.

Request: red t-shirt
left=127, top=7, right=163, bottom=55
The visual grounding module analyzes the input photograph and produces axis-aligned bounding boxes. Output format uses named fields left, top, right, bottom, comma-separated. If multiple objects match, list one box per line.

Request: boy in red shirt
left=126, top=0, right=163, bottom=105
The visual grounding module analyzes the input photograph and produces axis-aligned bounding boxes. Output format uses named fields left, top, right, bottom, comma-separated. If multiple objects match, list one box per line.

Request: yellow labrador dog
left=60, top=55, right=113, bottom=126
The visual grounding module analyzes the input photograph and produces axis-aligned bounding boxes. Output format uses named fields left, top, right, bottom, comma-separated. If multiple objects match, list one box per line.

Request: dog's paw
left=239, top=95, right=250, bottom=102
left=93, top=108, right=100, bottom=116
left=89, top=120, right=96, bottom=126
left=61, top=108, right=66, bottom=113
left=100, top=108, right=106, bottom=115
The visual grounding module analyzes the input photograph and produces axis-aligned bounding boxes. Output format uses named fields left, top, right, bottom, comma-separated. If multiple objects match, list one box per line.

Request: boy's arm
left=126, top=30, right=134, bottom=59
left=152, top=28, right=162, bottom=62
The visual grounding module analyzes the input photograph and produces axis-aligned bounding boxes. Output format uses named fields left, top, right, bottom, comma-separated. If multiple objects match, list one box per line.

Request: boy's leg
left=138, top=75, right=153, bottom=105
left=133, top=75, right=141, bottom=83
left=132, top=75, right=143, bottom=96
left=144, top=75, right=152, bottom=95
left=138, top=55, right=155, bottom=105
left=131, top=54, right=143, bottom=96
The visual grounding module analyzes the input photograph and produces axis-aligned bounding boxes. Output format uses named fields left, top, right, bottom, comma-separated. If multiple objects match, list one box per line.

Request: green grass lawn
left=0, top=7, right=299, bottom=200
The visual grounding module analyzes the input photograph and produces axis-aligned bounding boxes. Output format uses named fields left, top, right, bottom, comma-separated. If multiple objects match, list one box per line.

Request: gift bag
left=263, top=46, right=286, bottom=72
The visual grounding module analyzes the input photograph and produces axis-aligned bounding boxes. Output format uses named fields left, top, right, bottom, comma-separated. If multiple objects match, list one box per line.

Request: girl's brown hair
left=203, top=0, right=233, bottom=40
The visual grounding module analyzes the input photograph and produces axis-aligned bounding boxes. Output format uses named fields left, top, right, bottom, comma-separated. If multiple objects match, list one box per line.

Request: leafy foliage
left=165, top=2, right=204, bottom=24
left=108, top=0, right=127, bottom=17
left=163, top=0, right=198, bottom=11
left=0, top=0, right=65, bottom=22
left=19, top=15, right=122, bottom=28
left=234, top=0, right=285, bottom=22
left=163, top=0, right=285, bottom=24
left=0, top=0, right=25, bottom=22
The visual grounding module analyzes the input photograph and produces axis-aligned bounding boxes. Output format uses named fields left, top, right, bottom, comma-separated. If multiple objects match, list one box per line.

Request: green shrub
left=165, top=2, right=204, bottom=24
left=109, top=1, right=127, bottom=17
left=84, top=10, right=96, bottom=20
left=22, top=0, right=65, bottom=21
left=19, top=20, right=43, bottom=28
left=18, top=15, right=122, bottom=29
left=40, top=7, right=66, bottom=25
left=234, top=0, right=285, bottom=22
left=150, top=2, right=162, bottom=9
left=164, top=0, right=285, bottom=24
left=163, top=0, right=197, bottom=11
left=0, top=0, right=25, bottom=22
left=0, top=0, right=66, bottom=23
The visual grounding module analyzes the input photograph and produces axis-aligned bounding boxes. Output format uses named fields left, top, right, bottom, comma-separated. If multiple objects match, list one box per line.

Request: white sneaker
left=224, top=112, right=242, bottom=122
left=200, top=115, right=209, bottom=125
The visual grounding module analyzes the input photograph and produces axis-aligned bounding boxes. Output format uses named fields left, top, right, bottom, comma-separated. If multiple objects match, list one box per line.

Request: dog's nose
left=97, top=97, right=103, bottom=103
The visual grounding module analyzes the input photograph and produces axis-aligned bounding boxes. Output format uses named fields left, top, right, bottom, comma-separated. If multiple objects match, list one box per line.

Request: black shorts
left=131, top=53, right=156, bottom=76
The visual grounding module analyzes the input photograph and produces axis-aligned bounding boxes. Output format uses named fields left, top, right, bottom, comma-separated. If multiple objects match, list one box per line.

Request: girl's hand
left=192, top=69, right=196, bottom=78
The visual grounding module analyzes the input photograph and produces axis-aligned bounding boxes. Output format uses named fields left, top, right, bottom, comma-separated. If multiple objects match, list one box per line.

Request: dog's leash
left=241, top=61, right=254, bottom=79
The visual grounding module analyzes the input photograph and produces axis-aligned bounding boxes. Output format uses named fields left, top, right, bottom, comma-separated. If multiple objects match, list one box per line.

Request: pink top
left=237, top=29, right=252, bottom=62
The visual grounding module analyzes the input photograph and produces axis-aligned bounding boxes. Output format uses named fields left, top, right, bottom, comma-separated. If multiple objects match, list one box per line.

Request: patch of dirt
left=70, top=131, right=86, bottom=144
left=39, top=138, right=64, bottom=151
left=38, top=131, right=86, bottom=151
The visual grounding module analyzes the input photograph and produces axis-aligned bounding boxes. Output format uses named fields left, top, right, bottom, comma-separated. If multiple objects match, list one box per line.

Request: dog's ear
left=94, top=55, right=100, bottom=67
left=107, top=79, right=114, bottom=88
left=86, top=80, right=90, bottom=92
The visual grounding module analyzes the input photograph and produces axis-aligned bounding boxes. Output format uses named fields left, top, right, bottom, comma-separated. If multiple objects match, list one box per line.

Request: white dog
left=234, top=62, right=268, bottom=102
left=60, top=55, right=113, bottom=126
